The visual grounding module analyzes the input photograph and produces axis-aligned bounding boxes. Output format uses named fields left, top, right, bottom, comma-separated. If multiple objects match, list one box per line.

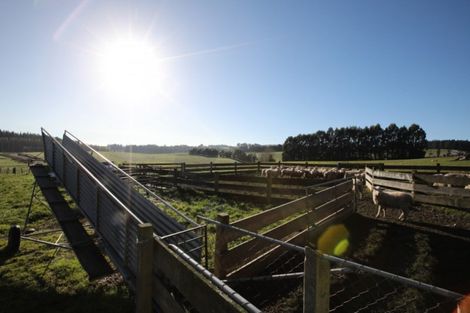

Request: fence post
left=266, top=172, right=272, bottom=204
left=411, top=170, right=416, bottom=200
left=173, top=168, right=178, bottom=187
left=257, top=161, right=261, bottom=174
left=136, top=223, right=153, bottom=313
left=214, top=173, right=219, bottom=193
left=352, top=178, right=357, bottom=212
left=214, top=213, right=230, bottom=279
left=436, top=163, right=440, bottom=174
left=181, top=162, right=186, bottom=176
left=234, top=162, right=238, bottom=175
left=303, top=246, right=330, bottom=313
left=210, top=162, right=213, bottom=174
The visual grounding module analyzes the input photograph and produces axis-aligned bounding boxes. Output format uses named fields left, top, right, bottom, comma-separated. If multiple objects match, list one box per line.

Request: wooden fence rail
left=365, top=167, right=470, bottom=210
left=121, top=161, right=470, bottom=176
left=213, top=180, right=355, bottom=279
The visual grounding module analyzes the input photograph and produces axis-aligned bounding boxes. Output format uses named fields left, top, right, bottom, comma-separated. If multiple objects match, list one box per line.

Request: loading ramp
left=34, top=128, right=258, bottom=312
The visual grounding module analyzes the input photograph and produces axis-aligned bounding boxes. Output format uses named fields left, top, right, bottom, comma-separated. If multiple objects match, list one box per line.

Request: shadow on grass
left=0, top=280, right=133, bottom=313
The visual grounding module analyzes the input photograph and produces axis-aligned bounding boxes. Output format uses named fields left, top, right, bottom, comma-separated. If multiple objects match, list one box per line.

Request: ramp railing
left=42, top=128, right=144, bottom=284
left=41, top=128, right=258, bottom=312
left=63, top=130, right=199, bottom=227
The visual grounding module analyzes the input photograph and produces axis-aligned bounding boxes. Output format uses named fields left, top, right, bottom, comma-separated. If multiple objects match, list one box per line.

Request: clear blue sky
left=1, top=0, right=469, bottom=145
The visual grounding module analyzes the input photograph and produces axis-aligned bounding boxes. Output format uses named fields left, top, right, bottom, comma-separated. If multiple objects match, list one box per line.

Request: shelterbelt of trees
left=282, top=124, right=428, bottom=161
left=0, top=130, right=43, bottom=152
left=189, top=147, right=257, bottom=162
left=428, top=140, right=470, bottom=152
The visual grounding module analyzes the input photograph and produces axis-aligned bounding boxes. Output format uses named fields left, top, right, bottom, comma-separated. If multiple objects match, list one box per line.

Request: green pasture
left=100, top=151, right=235, bottom=164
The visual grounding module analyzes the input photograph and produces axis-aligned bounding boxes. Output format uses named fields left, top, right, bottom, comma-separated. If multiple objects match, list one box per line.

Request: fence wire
left=328, top=270, right=464, bottom=313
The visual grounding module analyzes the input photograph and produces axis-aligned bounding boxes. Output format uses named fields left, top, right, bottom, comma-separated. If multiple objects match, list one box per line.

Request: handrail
left=41, top=128, right=144, bottom=226
left=63, top=130, right=199, bottom=227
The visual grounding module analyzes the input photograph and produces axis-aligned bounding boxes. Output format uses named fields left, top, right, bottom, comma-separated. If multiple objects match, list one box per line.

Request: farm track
left=243, top=195, right=470, bottom=312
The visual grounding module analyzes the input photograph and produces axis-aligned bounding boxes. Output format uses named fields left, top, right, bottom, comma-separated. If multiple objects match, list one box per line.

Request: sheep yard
left=1, top=152, right=470, bottom=312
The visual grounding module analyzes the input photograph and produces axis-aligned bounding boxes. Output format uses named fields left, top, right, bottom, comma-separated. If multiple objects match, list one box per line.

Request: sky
left=1, top=0, right=470, bottom=145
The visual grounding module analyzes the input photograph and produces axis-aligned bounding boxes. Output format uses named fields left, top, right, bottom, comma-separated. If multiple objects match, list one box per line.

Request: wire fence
left=329, top=269, right=463, bottom=313
left=199, top=215, right=466, bottom=313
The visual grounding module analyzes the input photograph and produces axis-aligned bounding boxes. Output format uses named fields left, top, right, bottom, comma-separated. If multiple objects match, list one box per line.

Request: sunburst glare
left=94, top=34, right=163, bottom=102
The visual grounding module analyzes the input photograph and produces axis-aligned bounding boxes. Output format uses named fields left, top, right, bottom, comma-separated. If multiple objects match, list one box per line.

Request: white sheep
left=443, top=173, right=470, bottom=187
left=353, top=175, right=365, bottom=200
left=372, top=187, right=413, bottom=221
left=465, top=185, right=470, bottom=190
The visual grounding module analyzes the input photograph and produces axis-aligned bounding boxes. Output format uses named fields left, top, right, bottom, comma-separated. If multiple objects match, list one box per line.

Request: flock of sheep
left=261, top=165, right=470, bottom=222
left=260, top=165, right=363, bottom=180
left=431, top=173, right=470, bottom=189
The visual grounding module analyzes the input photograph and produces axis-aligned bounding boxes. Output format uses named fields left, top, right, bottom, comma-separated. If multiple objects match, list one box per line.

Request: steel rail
left=41, top=128, right=144, bottom=225
left=64, top=130, right=199, bottom=227
left=169, top=244, right=261, bottom=313
left=60, top=132, right=201, bottom=259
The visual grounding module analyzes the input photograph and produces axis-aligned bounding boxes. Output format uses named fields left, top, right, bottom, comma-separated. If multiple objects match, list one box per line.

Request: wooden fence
left=121, top=161, right=470, bottom=176
left=365, top=167, right=470, bottom=210
left=0, top=166, right=29, bottom=174
left=213, top=180, right=355, bottom=279
left=120, top=163, right=349, bottom=202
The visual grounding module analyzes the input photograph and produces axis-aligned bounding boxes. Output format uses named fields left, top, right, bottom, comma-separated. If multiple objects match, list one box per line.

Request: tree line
left=236, top=143, right=283, bottom=153
left=282, top=124, right=427, bottom=161
left=428, top=140, right=470, bottom=152
left=189, top=147, right=257, bottom=162
left=103, top=144, right=193, bottom=154
left=0, top=130, right=43, bottom=152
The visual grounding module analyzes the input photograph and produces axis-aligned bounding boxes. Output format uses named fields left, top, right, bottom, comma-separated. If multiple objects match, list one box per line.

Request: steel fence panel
left=77, top=171, right=97, bottom=224
left=64, top=157, right=78, bottom=199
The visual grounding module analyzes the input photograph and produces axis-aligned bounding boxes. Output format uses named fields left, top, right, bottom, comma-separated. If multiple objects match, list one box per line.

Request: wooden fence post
left=266, top=172, right=272, bottom=204
left=303, top=246, right=330, bottom=313
left=214, top=173, right=219, bottom=193
left=436, top=163, right=440, bottom=174
left=352, top=178, right=357, bottom=212
left=257, top=161, right=261, bottom=174
left=210, top=162, right=213, bottom=174
left=214, top=213, right=230, bottom=279
left=411, top=170, right=416, bottom=200
left=181, top=162, right=186, bottom=176
left=234, top=162, right=238, bottom=175
left=173, top=168, right=178, bottom=187
left=136, top=223, right=153, bottom=313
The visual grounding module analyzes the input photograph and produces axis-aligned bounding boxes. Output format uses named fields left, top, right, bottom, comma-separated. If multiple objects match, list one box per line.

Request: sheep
left=443, top=173, right=470, bottom=187
left=353, top=174, right=365, bottom=200
left=261, top=166, right=281, bottom=178
left=465, top=185, right=470, bottom=190
left=372, top=187, right=413, bottom=221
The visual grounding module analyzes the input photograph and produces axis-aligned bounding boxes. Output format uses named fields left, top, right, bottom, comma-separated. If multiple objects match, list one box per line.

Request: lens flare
left=317, top=224, right=350, bottom=256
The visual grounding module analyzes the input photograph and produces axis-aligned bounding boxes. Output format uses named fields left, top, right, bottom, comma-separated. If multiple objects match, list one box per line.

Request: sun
left=95, top=35, right=161, bottom=101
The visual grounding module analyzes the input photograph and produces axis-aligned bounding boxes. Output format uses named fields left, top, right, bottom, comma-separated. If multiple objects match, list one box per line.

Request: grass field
left=20, top=150, right=470, bottom=168
left=100, top=151, right=235, bottom=164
